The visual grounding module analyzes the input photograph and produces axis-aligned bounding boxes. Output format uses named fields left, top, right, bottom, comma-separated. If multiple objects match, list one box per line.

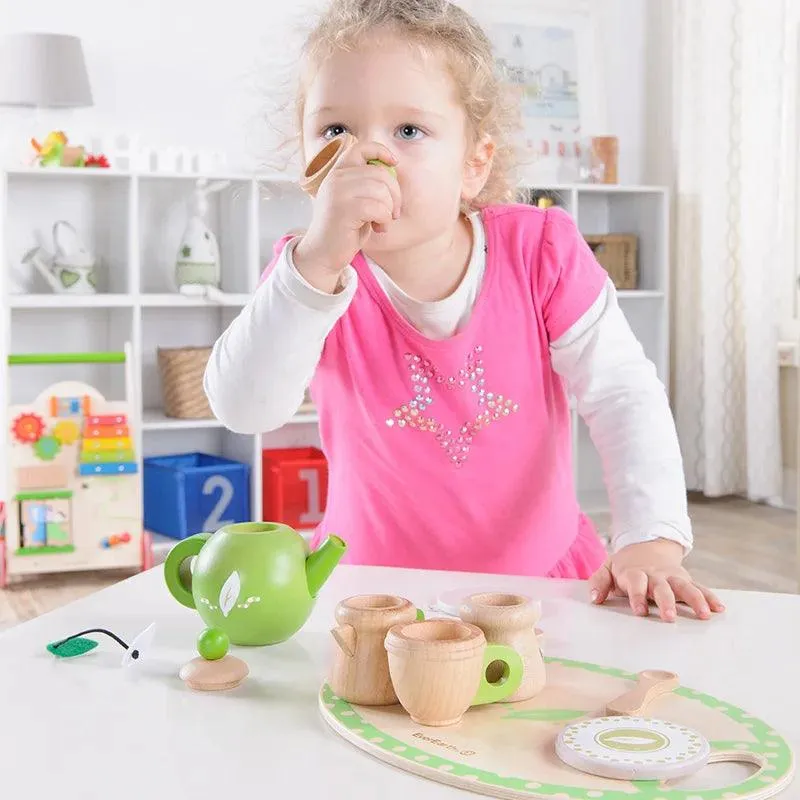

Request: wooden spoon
left=605, top=669, right=679, bottom=716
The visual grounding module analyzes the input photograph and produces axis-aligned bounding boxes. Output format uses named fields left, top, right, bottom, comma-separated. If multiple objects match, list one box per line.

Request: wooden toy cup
left=459, top=592, right=545, bottom=702
left=329, top=594, right=424, bottom=706
left=301, top=132, right=356, bottom=197
left=384, top=619, right=523, bottom=727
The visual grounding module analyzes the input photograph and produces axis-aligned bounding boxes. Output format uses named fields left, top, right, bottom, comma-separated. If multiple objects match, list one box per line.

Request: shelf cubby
left=138, top=175, right=254, bottom=295
left=6, top=171, right=132, bottom=296
left=576, top=188, right=668, bottom=294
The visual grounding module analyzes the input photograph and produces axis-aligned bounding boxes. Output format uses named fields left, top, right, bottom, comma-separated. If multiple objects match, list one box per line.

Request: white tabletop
left=0, top=565, right=798, bottom=799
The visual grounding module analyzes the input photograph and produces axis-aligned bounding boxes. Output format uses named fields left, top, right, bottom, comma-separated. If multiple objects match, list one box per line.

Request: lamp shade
left=0, top=33, right=93, bottom=108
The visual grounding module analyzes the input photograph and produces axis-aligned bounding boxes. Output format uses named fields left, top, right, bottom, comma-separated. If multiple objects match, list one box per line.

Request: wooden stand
left=319, top=656, right=795, bottom=800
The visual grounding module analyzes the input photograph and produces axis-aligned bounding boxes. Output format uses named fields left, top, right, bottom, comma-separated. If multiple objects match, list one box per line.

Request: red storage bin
left=262, top=447, right=328, bottom=531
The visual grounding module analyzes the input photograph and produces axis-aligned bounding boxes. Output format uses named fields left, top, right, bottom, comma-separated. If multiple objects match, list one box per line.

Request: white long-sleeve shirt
left=204, top=212, right=692, bottom=555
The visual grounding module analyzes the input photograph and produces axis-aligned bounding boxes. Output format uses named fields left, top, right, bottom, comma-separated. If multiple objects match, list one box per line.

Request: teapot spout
left=306, top=534, right=346, bottom=597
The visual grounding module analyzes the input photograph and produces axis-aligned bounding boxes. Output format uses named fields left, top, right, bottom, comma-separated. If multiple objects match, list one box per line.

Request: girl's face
left=301, top=31, right=493, bottom=252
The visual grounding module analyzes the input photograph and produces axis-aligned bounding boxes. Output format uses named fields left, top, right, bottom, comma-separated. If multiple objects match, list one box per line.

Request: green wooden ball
left=198, top=627, right=230, bottom=661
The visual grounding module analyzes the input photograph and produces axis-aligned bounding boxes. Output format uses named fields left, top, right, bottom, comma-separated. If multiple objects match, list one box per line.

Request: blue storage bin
left=143, top=452, right=251, bottom=539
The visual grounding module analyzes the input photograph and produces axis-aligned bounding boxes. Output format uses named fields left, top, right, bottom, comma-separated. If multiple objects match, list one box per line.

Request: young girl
left=204, top=0, right=724, bottom=623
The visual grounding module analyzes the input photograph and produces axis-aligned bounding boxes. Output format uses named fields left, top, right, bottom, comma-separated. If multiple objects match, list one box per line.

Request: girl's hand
left=294, top=139, right=401, bottom=294
left=588, top=539, right=726, bottom=622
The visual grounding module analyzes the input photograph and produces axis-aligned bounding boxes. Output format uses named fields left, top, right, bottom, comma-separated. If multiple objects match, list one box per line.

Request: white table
left=0, top=565, right=798, bottom=799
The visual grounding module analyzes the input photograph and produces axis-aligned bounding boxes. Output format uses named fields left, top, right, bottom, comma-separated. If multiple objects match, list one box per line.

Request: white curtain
left=672, top=0, right=794, bottom=503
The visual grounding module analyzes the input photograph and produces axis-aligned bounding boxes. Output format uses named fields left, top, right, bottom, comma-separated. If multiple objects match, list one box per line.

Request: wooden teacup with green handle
left=384, top=618, right=523, bottom=727
left=301, top=132, right=397, bottom=197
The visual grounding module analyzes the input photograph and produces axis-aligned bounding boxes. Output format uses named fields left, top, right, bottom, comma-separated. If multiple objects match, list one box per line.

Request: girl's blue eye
left=396, top=125, right=424, bottom=141
left=322, top=125, right=347, bottom=139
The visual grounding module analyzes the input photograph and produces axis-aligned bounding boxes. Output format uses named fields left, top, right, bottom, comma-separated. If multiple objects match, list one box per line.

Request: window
left=779, top=10, right=800, bottom=359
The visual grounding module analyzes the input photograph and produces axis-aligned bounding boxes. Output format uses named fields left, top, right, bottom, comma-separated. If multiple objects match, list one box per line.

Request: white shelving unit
left=539, top=184, right=671, bottom=513
left=0, top=167, right=668, bottom=559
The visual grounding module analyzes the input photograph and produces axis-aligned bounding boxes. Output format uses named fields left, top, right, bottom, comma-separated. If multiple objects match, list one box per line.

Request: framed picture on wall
left=464, top=0, right=608, bottom=184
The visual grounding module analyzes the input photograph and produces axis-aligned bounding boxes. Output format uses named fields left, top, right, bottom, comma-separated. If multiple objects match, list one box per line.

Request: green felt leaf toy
left=47, top=637, right=98, bottom=658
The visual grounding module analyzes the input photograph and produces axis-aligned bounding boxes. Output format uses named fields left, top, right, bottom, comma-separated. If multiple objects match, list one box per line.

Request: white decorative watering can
left=22, top=221, right=98, bottom=295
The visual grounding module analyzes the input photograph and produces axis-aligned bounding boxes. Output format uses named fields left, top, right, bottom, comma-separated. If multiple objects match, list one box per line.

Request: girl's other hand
left=588, top=539, right=726, bottom=622
left=294, top=138, right=401, bottom=294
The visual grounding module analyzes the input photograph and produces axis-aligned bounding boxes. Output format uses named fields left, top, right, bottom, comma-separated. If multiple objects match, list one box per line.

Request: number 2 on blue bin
left=202, top=475, right=235, bottom=530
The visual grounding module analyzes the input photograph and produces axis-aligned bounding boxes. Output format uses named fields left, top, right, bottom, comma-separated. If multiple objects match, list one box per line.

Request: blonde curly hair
left=295, top=0, right=521, bottom=209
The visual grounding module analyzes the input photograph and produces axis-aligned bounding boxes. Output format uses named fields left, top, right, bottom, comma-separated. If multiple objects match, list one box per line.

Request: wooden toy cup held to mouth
left=301, top=134, right=397, bottom=237
left=301, top=132, right=396, bottom=195
left=301, top=132, right=358, bottom=197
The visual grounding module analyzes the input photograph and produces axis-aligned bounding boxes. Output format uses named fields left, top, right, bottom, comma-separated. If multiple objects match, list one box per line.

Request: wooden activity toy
left=163, top=521, right=346, bottom=646
left=2, top=346, right=152, bottom=586
left=320, top=592, right=795, bottom=799
left=329, top=594, right=425, bottom=707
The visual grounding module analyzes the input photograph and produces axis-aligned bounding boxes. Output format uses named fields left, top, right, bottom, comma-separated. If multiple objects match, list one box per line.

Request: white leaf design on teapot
left=219, top=571, right=241, bottom=617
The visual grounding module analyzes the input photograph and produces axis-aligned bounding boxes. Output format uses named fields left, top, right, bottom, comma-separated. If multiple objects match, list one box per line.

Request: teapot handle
left=164, top=532, right=212, bottom=609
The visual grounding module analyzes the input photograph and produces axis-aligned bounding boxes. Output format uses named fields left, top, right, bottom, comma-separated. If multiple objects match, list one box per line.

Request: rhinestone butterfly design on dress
left=385, top=345, right=519, bottom=468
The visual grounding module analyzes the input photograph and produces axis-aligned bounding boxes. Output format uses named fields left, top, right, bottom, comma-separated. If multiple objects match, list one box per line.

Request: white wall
left=0, top=0, right=651, bottom=183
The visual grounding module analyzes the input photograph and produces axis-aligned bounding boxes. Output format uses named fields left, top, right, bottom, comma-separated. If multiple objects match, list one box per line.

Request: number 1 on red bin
left=298, top=469, right=324, bottom=526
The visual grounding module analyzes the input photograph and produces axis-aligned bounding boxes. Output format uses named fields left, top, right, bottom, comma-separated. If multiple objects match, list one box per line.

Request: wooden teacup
left=459, top=592, right=545, bottom=702
left=384, top=618, right=523, bottom=727
left=301, top=132, right=356, bottom=197
left=329, top=594, right=424, bottom=706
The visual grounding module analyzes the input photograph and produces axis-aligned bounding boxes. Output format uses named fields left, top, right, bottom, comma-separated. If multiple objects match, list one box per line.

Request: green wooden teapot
left=164, top=522, right=346, bottom=646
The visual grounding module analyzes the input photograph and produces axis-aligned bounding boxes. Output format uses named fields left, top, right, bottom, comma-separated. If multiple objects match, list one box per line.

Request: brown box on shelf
left=584, top=234, right=638, bottom=290
left=591, top=136, right=619, bottom=184
left=157, top=346, right=214, bottom=419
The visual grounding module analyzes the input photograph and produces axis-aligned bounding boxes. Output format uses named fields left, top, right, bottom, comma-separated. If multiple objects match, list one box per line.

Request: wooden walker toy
left=1, top=347, right=151, bottom=586
left=319, top=591, right=795, bottom=799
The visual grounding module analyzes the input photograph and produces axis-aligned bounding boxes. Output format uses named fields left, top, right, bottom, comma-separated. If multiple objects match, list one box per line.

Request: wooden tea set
left=318, top=591, right=796, bottom=800
left=154, top=516, right=794, bottom=798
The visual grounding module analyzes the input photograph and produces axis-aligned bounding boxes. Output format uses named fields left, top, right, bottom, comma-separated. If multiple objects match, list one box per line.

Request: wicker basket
left=157, top=346, right=214, bottom=419
left=584, top=234, right=638, bottom=290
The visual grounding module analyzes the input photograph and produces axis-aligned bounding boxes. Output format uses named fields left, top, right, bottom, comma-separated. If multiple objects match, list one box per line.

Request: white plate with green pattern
left=556, top=715, right=712, bottom=781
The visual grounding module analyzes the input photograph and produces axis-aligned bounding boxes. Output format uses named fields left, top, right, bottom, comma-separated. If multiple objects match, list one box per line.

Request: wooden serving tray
left=319, top=656, right=795, bottom=799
